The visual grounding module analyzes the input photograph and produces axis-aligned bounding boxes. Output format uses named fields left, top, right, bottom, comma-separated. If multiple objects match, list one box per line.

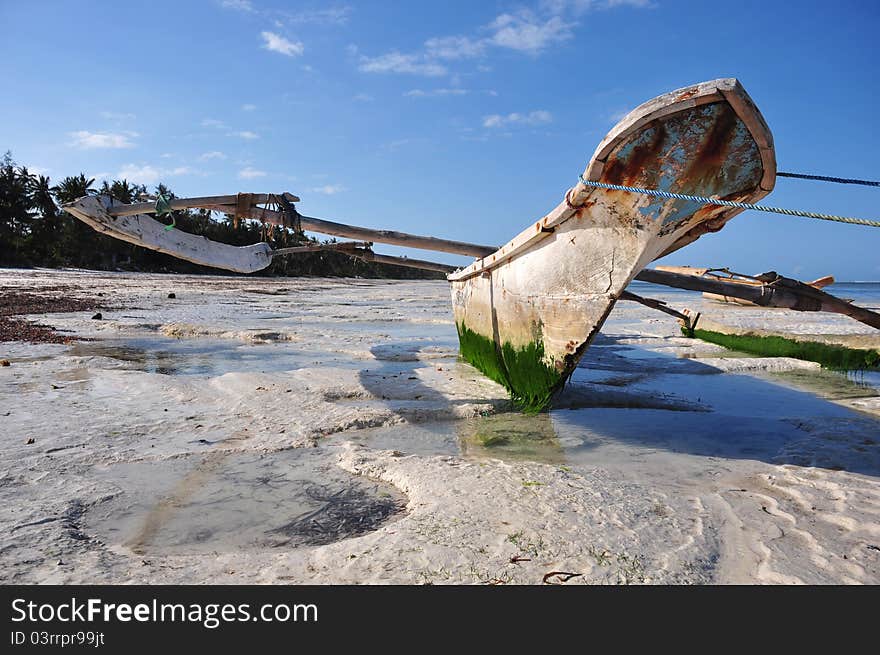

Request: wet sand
left=1, top=269, right=879, bottom=584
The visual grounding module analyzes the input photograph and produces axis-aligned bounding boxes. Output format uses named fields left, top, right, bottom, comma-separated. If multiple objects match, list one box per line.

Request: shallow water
left=84, top=449, right=406, bottom=555
left=341, top=340, right=880, bottom=484
left=69, top=338, right=365, bottom=376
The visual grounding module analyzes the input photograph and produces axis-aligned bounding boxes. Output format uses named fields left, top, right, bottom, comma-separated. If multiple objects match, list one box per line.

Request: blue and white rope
left=576, top=175, right=880, bottom=228
left=777, top=171, right=880, bottom=188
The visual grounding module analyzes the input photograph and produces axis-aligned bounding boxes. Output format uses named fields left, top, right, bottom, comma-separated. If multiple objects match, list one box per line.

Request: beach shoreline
left=1, top=269, right=878, bottom=584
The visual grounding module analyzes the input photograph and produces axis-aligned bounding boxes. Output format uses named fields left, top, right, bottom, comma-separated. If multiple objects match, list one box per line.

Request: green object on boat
left=687, top=328, right=880, bottom=370
left=457, top=321, right=564, bottom=413
left=155, top=193, right=175, bottom=231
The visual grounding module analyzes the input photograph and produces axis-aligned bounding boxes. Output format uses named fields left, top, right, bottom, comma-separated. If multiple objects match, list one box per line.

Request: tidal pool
left=84, top=449, right=406, bottom=555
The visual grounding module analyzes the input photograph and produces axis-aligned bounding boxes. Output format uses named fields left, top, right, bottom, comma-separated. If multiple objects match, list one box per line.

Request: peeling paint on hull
left=450, top=79, right=776, bottom=411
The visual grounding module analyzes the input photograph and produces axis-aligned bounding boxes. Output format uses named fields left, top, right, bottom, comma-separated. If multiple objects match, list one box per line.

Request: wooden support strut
left=272, top=241, right=372, bottom=256
left=349, top=248, right=458, bottom=274
left=619, top=290, right=697, bottom=326
left=108, top=194, right=497, bottom=259
left=635, top=268, right=880, bottom=331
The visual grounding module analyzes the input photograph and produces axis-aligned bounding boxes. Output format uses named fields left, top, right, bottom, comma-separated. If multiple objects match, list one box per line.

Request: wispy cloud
left=238, top=167, right=267, bottom=179
left=355, top=1, right=651, bottom=77
left=261, top=31, right=304, bottom=57
left=116, top=164, right=198, bottom=185
left=607, top=107, right=630, bottom=123
left=199, top=151, right=228, bottom=161
left=100, top=110, right=136, bottom=122
left=202, top=118, right=228, bottom=129
left=68, top=131, right=137, bottom=149
left=358, top=52, right=446, bottom=76
left=228, top=130, right=260, bottom=140
left=353, top=93, right=374, bottom=102
left=483, top=110, right=553, bottom=128
left=424, top=36, right=486, bottom=60
left=241, top=103, right=257, bottom=111
left=404, top=88, right=469, bottom=98
left=219, top=0, right=255, bottom=12
left=282, top=6, right=352, bottom=25
left=311, top=184, right=346, bottom=195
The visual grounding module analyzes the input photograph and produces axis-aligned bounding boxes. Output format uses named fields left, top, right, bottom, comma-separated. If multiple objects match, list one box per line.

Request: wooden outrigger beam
left=108, top=193, right=498, bottom=259
left=110, top=194, right=301, bottom=216
left=348, top=248, right=457, bottom=274
left=619, top=290, right=699, bottom=331
left=634, top=268, right=880, bottom=330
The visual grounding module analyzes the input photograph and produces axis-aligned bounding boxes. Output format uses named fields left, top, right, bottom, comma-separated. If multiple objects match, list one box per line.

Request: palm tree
left=51, top=173, right=96, bottom=205
left=29, top=174, right=57, bottom=220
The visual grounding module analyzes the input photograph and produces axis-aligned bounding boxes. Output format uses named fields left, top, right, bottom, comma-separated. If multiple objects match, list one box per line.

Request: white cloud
left=424, top=35, right=486, bottom=60
left=116, top=164, right=199, bottom=185
left=199, top=151, right=228, bottom=161
left=238, top=167, right=267, bottom=179
left=404, top=88, right=469, bottom=97
left=483, top=110, right=553, bottom=128
left=311, top=184, right=346, bottom=195
left=228, top=130, right=259, bottom=139
left=261, top=31, right=304, bottom=57
left=202, top=118, right=227, bottom=129
left=489, top=12, right=572, bottom=53
left=358, top=52, right=446, bottom=76
left=68, top=131, right=137, bottom=149
left=353, top=93, right=374, bottom=102
left=241, top=103, right=257, bottom=111
left=283, top=6, right=352, bottom=25
left=219, top=0, right=254, bottom=12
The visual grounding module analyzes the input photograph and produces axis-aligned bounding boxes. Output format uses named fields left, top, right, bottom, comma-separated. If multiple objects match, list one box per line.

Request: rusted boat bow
left=64, top=78, right=782, bottom=411
left=449, top=78, right=774, bottom=409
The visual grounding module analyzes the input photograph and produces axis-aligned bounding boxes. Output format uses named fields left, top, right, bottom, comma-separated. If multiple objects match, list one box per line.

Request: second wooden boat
left=655, top=265, right=835, bottom=306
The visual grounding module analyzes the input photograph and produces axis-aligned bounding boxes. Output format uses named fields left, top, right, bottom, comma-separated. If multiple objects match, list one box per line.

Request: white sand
left=1, top=269, right=878, bottom=584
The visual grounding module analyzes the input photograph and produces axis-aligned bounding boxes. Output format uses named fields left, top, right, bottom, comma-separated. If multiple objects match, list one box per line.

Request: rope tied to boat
left=575, top=176, right=880, bottom=228
left=154, top=193, right=175, bottom=231
left=777, top=171, right=880, bottom=188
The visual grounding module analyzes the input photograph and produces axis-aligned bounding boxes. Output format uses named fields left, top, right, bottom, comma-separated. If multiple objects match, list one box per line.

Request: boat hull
left=449, top=79, right=776, bottom=411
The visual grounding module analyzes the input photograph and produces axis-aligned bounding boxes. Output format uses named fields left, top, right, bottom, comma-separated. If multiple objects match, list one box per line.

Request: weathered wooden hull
left=448, top=79, right=776, bottom=411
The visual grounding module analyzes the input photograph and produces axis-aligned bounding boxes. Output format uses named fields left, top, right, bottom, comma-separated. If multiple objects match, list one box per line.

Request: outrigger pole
left=66, top=191, right=880, bottom=330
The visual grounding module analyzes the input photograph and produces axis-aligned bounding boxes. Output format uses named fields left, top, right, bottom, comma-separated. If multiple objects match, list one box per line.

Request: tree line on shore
left=0, top=151, right=442, bottom=279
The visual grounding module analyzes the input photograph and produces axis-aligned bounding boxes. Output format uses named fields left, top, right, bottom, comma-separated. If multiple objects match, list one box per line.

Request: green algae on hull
left=456, top=321, right=563, bottom=413
left=688, top=328, right=880, bottom=371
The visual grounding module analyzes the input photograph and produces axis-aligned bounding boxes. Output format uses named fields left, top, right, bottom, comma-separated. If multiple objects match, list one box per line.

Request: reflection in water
left=769, top=368, right=880, bottom=400
left=85, top=449, right=405, bottom=555
left=69, top=338, right=354, bottom=377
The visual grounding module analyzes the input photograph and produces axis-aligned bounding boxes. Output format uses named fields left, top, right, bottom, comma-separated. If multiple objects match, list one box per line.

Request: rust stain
left=602, top=123, right=667, bottom=187
left=681, top=103, right=738, bottom=189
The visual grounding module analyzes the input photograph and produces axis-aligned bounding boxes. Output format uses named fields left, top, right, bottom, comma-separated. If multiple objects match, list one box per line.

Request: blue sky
left=1, top=0, right=878, bottom=279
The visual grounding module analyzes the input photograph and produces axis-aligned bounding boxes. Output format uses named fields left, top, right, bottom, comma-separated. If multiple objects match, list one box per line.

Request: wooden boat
left=655, top=265, right=835, bottom=306
left=447, top=78, right=775, bottom=409
left=63, top=78, right=778, bottom=411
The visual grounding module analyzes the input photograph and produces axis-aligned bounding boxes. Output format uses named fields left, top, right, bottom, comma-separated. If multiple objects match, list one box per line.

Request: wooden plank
left=272, top=241, right=371, bottom=255
left=619, top=290, right=693, bottom=324
left=634, top=268, right=880, bottom=331
left=350, top=249, right=457, bottom=274
left=107, top=194, right=300, bottom=217
left=233, top=206, right=496, bottom=258
left=109, top=195, right=496, bottom=258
